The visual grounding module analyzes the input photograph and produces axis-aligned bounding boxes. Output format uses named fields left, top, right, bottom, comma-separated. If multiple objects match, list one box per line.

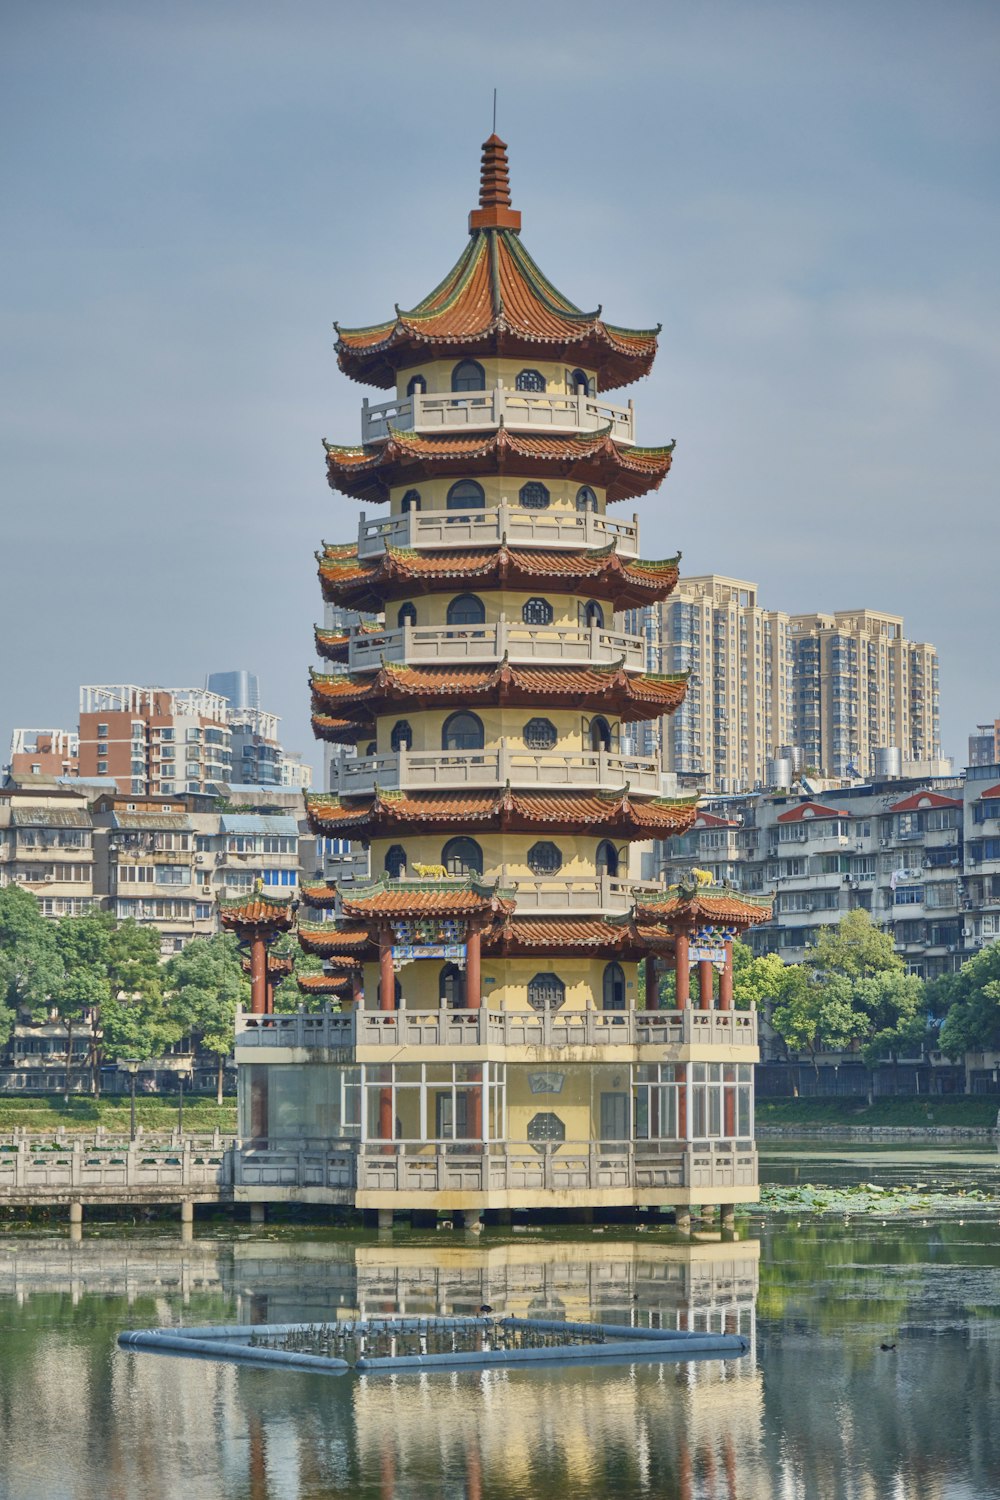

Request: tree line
left=3, top=886, right=1000, bottom=1092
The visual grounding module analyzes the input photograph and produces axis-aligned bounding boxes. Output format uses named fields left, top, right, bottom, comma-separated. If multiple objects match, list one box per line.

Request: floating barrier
left=118, top=1314, right=748, bottom=1376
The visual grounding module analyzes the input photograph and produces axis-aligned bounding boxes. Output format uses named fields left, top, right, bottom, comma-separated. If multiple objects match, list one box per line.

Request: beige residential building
left=650, top=579, right=940, bottom=792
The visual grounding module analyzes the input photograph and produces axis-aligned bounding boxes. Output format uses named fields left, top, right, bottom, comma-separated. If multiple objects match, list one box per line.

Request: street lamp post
left=176, top=1057, right=194, bottom=1135
left=119, top=1059, right=141, bottom=1142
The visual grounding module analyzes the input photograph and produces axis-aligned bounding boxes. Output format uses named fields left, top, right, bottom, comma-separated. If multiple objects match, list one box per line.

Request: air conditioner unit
left=201, top=884, right=212, bottom=895
left=194, top=854, right=205, bottom=865
left=962, top=928, right=973, bottom=938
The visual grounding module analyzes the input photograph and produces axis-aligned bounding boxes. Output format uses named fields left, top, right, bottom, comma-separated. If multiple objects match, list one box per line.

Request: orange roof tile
left=888, top=790, right=963, bottom=813
left=636, top=889, right=773, bottom=930
left=338, top=876, right=515, bottom=921
left=317, top=542, right=680, bottom=612
left=297, top=924, right=374, bottom=956
left=305, top=787, right=698, bottom=840
left=334, top=138, right=658, bottom=392
left=240, top=952, right=294, bottom=977
left=311, top=712, right=372, bottom=746
left=324, top=427, right=673, bottom=506
left=309, top=660, right=687, bottom=724
left=296, top=972, right=352, bottom=994
left=218, top=892, right=296, bottom=932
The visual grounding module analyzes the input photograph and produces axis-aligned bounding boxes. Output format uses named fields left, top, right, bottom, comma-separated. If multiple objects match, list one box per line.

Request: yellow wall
left=388, top=476, right=607, bottom=515
left=506, top=1063, right=628, bottom=1143
left=360, top=956, right=638, bottom=1014
left=394, top=358, right=599, bottom=399
left=369, top=832, right=628, bottom=881
left=374, top=707, right=621, bottom=756
left=385, top=591, right=616, bottom=628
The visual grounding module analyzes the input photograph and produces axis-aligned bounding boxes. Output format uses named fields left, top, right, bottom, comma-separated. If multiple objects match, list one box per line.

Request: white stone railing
left=234, top=1008, right=759, bottom=1051
left=346, top=620, right=646, bottom=672
left=361, top=388, right=635, bottom=445
left=356, top=503, right=639, bottom=558
left=330, top=746, right=662, bottom=797
left=497, top=870, right=661, bottom=912
left=0, top=1140, right=232, bottom=1199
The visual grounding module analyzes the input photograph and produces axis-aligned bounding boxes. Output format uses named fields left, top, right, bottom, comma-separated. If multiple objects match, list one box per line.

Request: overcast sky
left=2, top=0, right=998, bottom=773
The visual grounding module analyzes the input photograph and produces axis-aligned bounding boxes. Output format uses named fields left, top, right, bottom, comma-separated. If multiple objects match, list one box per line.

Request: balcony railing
left=235, top=1007, right=759, bottom=1051
left=346, top=620, right=646, bottom=673
left=497, top=869, right=662, bottom=912
left=233, top=1140, right=757, bottom=1196
left=329, top=746, right=662, bottom=797
left=361, top=388, right=635, bottom=445
left=356, top=503, right=639, bottom=558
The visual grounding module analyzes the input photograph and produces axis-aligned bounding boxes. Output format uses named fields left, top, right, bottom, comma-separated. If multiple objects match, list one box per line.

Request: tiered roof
left=334, top=137, right=659, bottom=391
left=305, top=786, right=698, bottom=840
left=324, top=427, right=673, bottom=505
left=318, top=542, right=681, bottom=612
left=218, top=890, right=296, bottom=935
left=309, top=660, right=688, bottom=730
left=635, top=886, right=773, bottom=932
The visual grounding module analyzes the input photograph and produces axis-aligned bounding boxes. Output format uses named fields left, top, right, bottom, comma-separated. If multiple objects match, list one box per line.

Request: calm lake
left=1, top=1145, right=998, bottom=1499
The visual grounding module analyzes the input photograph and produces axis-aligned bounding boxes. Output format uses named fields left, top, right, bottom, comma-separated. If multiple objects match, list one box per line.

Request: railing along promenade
left=360, top=387, right=635, bottom=445
left=235, top=1007, right=758, bottom=1050
left=356, top=503, right=640, bottom=558
left=0, top=1130, right=233, bottom=1210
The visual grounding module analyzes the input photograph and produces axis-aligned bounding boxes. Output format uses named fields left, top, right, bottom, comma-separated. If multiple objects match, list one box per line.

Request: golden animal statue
left=691, top=868, right=714, bottom=888
left=412, top=862, right=449, bottom=879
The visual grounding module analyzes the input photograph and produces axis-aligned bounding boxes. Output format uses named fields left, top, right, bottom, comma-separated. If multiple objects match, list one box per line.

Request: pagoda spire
left=469, top=134, right=521, bottom=234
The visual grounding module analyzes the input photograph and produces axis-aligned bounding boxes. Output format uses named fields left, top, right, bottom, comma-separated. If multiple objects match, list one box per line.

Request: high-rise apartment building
left=206, top=670, right=261, bottom=712
left=970, top=721, right=1000, bottom=768
left=78, top=685, right=232, bottom=796
left=643, top=578, right=940, bottom=793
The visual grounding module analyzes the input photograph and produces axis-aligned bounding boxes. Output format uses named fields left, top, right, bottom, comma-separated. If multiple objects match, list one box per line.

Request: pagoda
left=233, top=136, right=769, bottom=1225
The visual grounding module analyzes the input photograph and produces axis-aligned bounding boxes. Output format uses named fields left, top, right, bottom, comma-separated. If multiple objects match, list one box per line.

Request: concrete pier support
left=461, top=1210, right=483, bottom=1233
left=378, top=1209, right=394, bottom=1231
left=180, top=1200, right=194, bottom=1225
left=721, top=1204, right=736, bottom=1231
left=250, top=1203, right=266, bottom=1225
left=674, top=1207, right=691, bottom=1235
left=69, top=1201, right=83, bottom=1226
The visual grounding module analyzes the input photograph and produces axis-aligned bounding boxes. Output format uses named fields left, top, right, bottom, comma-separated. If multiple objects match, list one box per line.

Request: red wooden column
left=466, top=923, right=482, bottom=1010
left=250, top=934, right=267, bottom=1016
left=379, top=928, right=395, bottom=1011
left=719, top=941, right=734, bottom=1010
left=674, top=932, right=690, bottom=1008
left=698, top=959, right=715, bottom=1011
left=644, top=955, right=659, bottom=1010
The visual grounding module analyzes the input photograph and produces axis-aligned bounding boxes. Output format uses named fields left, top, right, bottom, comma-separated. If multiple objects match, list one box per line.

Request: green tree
left=94, top=920, right=165, bottom=1090
left=770, top=964, right=856, bottom=1065
left=806, top=908, right=903, bottom=983
left=164, top=934, right=249, bottom=1104
left=0, top=884, right=62, bottom=1021
left=936, top=944, right=1000, bottom=1058
left=52, top=910, right=113, bottom=1100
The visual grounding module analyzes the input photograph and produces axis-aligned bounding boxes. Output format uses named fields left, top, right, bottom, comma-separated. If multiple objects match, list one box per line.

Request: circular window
left=523, top=717, right=557, bottom=750
left=528, top=841, right=562, bottom=875
left=519, top=481, right=550, bottom=510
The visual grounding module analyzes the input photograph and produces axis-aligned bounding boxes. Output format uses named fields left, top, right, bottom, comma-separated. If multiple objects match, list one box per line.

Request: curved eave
left=218, top=894, right=296, bottom=932
left=324, top=428, right=674, bottom=506
left=636, top=889, right=774, bottom=931
left=297, top=923, right=375, bottom=958
left=334, top=229, right=659, bottom=394
left=309, top=662, right=688, bottom=724
left=318, top=544, right=681, bottom=613
left=306, top=789, right=699, bottom=841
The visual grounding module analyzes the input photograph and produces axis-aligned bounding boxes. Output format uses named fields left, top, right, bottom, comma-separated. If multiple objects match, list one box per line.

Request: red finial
left=469, top=135, right=521, bottom=233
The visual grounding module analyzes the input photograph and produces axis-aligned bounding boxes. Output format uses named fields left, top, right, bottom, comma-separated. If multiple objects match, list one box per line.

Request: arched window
left=451, top=360, right=485, bottom=392
left=575, top=486, right=597, bottom=512
left=390, top=720, right=413, bottom=752
left=528, top=841, right=562, bottom=874
left=570, top=369, right=593, bottom=396
left=518, top=481, right=550, bottom=511
left=522, top=597, right=553, bottom=626
left=523, top=717, right=557, bottom=750
left=439, top=962, right=465, bottom=1009
left=442, top=712, right=484, bottom=751
left=590, top=715, right=612, bottom=752
left=527, top=972, right=565, bottom=1012
left=596, top=840, right=620, bottom=877
left=378, top=971, right=402, bottom=1008
left=446, top=479, right=486, bottom=511
left=446, top=593, right=486, bottom=626
left=516, top=369, right=546, bottom=392
left=364, top=741, right=377, bottom=757
left=442, top=837, right=483, bottom=876
left=602, top=961, right=626, bottom=1012
left=406, top=373, right=427, bottom=396
left=401, top=488, right=421, bottom=513
left=384, top=844, right=407, bottom=879
left=583, top=599, right=604, bottom=628
left=397, top=602, right=417, bottom=628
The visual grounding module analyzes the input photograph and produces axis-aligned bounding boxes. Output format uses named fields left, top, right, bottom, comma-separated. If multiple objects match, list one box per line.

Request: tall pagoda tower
left=234, top=137, right=767, bottom=1225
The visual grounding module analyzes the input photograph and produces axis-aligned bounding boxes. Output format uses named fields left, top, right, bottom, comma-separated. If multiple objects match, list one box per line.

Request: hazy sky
left=2, top=0, right=998, bottom=772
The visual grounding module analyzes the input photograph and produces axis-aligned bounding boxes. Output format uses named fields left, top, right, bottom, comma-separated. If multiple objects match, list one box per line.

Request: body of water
left=1, top=1147, right=999, bottom=1499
